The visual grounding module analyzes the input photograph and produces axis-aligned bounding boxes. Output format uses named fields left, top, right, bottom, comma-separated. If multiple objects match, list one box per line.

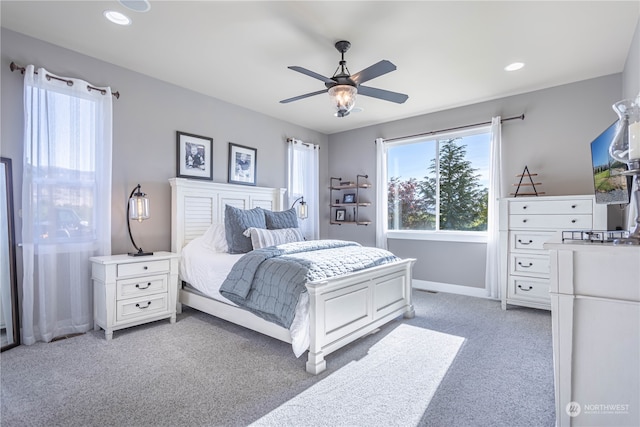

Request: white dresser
left=545, top=237, right=639, bottom=426
left=499, top=195, right=607, bottom=310
left=91, top=252, right=180, bottom=339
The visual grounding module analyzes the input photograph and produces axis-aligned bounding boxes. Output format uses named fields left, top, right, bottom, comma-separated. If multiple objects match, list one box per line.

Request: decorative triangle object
left=511, top=165, right=545, bottom=197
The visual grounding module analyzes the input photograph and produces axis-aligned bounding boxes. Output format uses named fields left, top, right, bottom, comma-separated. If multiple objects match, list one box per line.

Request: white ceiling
left=2, top=1, right=639, bottom=135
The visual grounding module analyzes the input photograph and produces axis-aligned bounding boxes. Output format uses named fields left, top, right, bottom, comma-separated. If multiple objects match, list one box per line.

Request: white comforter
left=179, top=236, right=310, bottom=357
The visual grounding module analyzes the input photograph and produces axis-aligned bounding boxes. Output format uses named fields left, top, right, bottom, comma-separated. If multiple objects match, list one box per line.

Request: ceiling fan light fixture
left=328, top=85, right=357, bottom=118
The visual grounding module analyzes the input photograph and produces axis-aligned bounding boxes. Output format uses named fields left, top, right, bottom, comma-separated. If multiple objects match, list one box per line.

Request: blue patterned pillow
left=224, top=205, right=266, bottom=253
left=264, top=208, right=299, bottom=230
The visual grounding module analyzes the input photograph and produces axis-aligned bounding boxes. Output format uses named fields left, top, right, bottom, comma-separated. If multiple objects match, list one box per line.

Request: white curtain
left=485, top=116, right=502, bottom=299
left=21, top=65, right=112, bottom=344
left=375, top=137, right=388, bottom=249
left=287, top=139, right=319, bottom=240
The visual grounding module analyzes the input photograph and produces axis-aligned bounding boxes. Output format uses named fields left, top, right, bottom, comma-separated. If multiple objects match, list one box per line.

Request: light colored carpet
left=252, top=325, right=464, bottom=426
left=0, top=291, right=555, bottom=426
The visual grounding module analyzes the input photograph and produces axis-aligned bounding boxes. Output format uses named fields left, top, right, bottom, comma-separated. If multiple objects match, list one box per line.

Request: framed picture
left=343, top=193, right=356, bottom=204
left=335, top=208, right=346, bottom=222
left=176, top=131, right=213, bottom=180
left=228, top=142, right=257, bottom=186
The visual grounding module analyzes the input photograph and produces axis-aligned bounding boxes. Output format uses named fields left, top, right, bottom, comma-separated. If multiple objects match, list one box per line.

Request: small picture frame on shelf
left=335, top=208, right=346, bottom=222
left=343, top=193, right=356, bottom=204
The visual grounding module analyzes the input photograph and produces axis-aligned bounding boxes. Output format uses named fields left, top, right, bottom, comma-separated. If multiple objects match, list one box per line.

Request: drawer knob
left=518, top=285, right=533, bottom=291
left=571, top=219, right=577, bottom=223
left=135, top=301, right=152, bottom=309
left=143, top=266, right=148, bottom=270
left=518, top=239, right=533, bottom=245
left=571, top=204, right=577, bottom=209
left=135, top=282, right=151, bottom=290
left=522, top=219, right=527, bottom=223
left=518, top=262, right=533, bottom=268
left=522, top=206, right=527, bottom=210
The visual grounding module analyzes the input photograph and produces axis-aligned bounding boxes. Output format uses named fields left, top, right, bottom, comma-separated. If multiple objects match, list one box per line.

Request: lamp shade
left=298, top=200, right=308, bottom=219
left=291, top=196, right=308, bottom=220
left=328, top=85, right=357, bottom=117
left=129, top=192, right=150, bottom=222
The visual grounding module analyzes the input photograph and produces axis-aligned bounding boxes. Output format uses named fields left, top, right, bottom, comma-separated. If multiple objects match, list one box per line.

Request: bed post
left=403, top=261, right=415, bottom=319
left=305, top=286, right=326, bottom=375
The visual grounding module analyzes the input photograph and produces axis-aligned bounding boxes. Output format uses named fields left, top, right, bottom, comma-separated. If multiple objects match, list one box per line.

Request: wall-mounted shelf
left=330, top=174, right=370, bottom=225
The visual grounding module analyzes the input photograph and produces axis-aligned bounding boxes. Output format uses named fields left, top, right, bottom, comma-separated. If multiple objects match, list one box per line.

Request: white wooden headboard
left=169, top=178, right=286, bottom=254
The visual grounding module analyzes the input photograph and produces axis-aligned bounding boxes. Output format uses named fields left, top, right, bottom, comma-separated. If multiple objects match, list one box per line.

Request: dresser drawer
left=509, top=214, right=592, bottom=230
left=510, top=254, right=550, bottom=277
left=117, top=259, right=170, bottom=278
left=117, top=274, right=168, bottom=300
left=509, top=199, right=593, bottom=215
left=116, top=293, right=168, bottom=322
left=509, top=277, right=550, bottom=300
left=510, top=231, right=554, bottom=251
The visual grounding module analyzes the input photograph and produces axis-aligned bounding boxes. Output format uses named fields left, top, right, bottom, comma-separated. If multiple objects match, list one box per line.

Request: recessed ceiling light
left=505, top=62, right=525, bottom=72
left=104, top=10, right=131, bottom=26
left=118, top=0, right=151, bottom=13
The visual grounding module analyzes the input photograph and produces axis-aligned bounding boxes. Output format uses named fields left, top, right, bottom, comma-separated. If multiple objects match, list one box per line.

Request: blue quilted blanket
left=220, top=240, right=399, bottom=328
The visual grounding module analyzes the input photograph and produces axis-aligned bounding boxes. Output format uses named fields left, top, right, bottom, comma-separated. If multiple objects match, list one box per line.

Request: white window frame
left=385, top=125, right=491, bottom=243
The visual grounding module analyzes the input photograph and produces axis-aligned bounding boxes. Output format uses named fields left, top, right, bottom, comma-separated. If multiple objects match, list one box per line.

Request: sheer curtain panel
left=287, top=139, right=319, bottom=240
left=375, top=138, right=388, bottom=249
left=21, top=65, right=113, bottom=344
left=485, top=117, right=502, bottom=299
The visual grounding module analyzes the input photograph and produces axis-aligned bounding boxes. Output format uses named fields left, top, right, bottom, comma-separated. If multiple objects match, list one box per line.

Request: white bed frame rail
left=169, top=178, right=415, bottom=374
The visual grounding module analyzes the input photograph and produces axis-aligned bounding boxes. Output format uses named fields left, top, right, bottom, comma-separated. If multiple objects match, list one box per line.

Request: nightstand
left=90, top=251, right=180, bottom=340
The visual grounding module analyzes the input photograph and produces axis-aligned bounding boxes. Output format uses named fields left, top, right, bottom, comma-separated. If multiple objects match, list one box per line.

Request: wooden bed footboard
left=305, top=258, right=415, bottom=374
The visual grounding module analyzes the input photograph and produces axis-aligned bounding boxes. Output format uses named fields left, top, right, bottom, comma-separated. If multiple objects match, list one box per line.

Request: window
left=287, top=139, right=319, bottom=240
left=386, top=127, right=491, bottom=236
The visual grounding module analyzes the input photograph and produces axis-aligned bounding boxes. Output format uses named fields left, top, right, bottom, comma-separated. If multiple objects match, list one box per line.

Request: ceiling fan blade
left=351, top=60, right=397, bottom=85
left=280, top=89, right=328, bottom=104
left=288, top=66, right=334, bottom=84
left=357, top=85, right=408, bottom=104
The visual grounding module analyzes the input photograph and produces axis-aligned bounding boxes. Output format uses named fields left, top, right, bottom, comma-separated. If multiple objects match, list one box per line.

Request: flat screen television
left=590, top=120, right=631, bottom=204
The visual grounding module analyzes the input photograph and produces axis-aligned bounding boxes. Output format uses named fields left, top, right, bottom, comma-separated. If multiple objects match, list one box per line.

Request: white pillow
left=201, top=223, right=229, bottom=253
left=243, top=227, right=304, bottom=249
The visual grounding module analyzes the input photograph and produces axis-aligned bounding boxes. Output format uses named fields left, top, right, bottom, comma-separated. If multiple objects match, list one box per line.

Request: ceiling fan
left=280, top=40, right=409, bottom=117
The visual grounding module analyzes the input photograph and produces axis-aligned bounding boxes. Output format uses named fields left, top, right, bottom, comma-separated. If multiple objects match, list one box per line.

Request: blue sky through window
left=388, top=133, right=491, bottom=188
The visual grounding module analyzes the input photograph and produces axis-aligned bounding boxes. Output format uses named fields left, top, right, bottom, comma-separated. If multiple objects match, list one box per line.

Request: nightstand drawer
left=509, top=214, right=592, bottom=230
left=510, top=231, right=554, bottom=251
left=510, top=277, right=550, bottom=300
left=116, top=294, right=168, bottom=322
left=510, top=254, right=550, bottom=276
left=117, top=274, right=167, bottom=300
left=509, top=199, right=592, bottom=215
left=117, top=260, right=170, bottom=278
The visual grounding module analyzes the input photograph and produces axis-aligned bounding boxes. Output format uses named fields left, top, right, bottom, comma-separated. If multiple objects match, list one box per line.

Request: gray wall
left=327, top=74, right=628, bottom=288
left=623, top=17, right=640, bottom=100
left=0, top=29, right=329, bottom=256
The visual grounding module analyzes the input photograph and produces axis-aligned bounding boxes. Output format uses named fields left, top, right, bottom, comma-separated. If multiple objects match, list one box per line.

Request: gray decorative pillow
left=264, top=208, right=299, bottom=230
left=224, top=205, right=266, bottom=253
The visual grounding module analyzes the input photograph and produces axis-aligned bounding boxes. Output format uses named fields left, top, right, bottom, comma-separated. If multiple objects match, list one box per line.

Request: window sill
left=387, top=230, right=488, bottom=243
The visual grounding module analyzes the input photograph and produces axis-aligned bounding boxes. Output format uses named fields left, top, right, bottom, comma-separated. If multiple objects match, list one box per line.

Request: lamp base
left=128, top=249, right=154, bottom=257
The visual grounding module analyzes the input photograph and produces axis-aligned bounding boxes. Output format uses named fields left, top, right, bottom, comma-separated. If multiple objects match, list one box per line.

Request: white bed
left=170, top=177, right=415, bottom=374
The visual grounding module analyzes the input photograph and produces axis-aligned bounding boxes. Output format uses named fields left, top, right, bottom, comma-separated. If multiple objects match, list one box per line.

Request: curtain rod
left=286, top=137, right=320, bottom=149
left=9, top=62, right=120, bottom=99
left=381, top=114, right=524, bottom=143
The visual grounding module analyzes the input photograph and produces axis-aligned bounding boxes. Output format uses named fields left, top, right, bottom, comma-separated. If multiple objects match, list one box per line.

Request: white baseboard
left=412, top=279, right=491, bottom=299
